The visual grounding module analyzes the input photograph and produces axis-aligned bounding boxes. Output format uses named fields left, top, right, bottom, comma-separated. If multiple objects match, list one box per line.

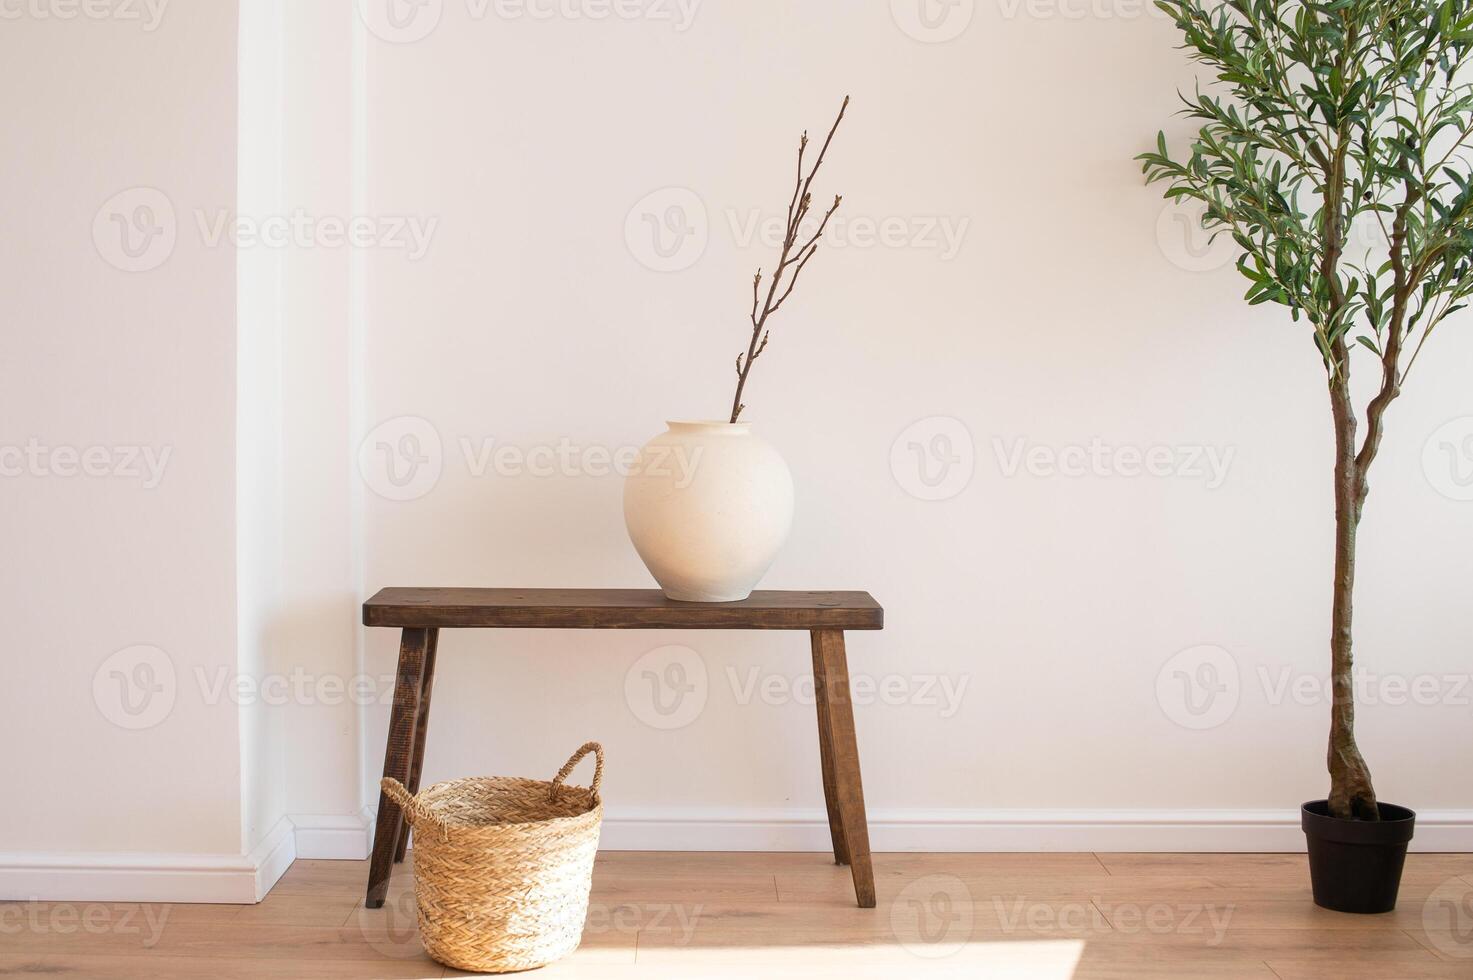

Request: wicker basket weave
left=380, top=742, right=604, bottom=973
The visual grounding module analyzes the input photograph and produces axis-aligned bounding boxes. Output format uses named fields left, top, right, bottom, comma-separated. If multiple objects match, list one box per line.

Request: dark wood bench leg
left=810, top=628, right=875, bottom=908
left=394, top=628, right=440, bottom=864
left=365, top=627, right=433, bottom=908
left=810, top=632, right=851, bottom=867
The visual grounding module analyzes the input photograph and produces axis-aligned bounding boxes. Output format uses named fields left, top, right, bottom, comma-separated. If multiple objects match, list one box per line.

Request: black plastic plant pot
left=1301, top=801, right=1416, bottom=914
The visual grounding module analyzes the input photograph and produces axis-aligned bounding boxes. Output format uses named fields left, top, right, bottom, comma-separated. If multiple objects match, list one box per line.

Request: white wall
left=0, top=0, right=253, bottom=876
left=0, top=0, right=321, bottom=901
left=352, top=1, right=1473, bottom=845
left=238, top=0, right=290, bottom=861
left=238, top=0, right=370, bottom=853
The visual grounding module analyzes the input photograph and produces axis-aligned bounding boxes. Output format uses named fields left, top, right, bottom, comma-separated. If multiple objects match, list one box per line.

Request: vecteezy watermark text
left=994, top=897, right=1234, bottom=944
left=1422, top=878, right=1473, bottom=959
left=0, top=902, right=170, bottom=948
left=1157, top=643, right=1473, bottom=730
left=93, top=187, right=439, bottom=273
left=889, top=418, right=1237, bottom=502
left=355, top=0, right=701, bottom=44
left=93, top=644, right=404, bottom=731
left=726, top=209, right=970, bottom=261
left=194, top=666, right=397, bottom=708
left=356, top=416, right=705, bottom=502
left=890, top=0, right=975, bottom=43
left=1424, top=416, right=1473, bottom=502
left=996, top=0, right=1172, bottom=20
left=994, top=437, right=1235, bottom=489
left=195, top=210, right=437, bottom=260
left=0, top=0, right=168, bottom=30
left=725, top=667, right=971, bottom=719
left=0, top=439, right=171, bottom=488
left=888, top=875, right=1235, bottom=959
left=584, top=902, right=703, bottom=943
left=623, top=645, right=974, bottom=730
left=459, top=436, right=699, bottom=484
left=624, top=187, right=971, bottom=272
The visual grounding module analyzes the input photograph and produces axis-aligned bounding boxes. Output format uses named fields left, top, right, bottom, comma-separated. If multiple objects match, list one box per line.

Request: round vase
left=622, top=420, right=794, bottom=602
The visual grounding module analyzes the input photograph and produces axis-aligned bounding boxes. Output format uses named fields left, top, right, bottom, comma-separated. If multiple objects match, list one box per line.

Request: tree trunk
left=1327, top=380, right=1379, bottom=820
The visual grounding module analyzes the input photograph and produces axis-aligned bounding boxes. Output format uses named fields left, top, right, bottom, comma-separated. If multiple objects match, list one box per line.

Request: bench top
left=363, top=588, right=883, bottom=630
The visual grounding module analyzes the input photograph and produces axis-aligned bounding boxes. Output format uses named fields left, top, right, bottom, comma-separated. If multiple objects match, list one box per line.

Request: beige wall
left=0, top=1, right=243, bottom=854
left=354, top=1, right=1473, bottom=828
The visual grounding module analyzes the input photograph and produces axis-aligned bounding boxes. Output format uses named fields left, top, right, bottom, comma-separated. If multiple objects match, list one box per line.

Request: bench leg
left=810, top=628, right=876, bottom=908
left=811, top=632, right=851, bottom=867
left=365, top=627, right=433, bottom=908
left=395, top=629, right=440, bottom=863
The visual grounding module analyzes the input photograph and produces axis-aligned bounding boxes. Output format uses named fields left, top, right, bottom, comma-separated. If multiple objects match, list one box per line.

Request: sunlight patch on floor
left=624, top=938, right=1087, bottom=978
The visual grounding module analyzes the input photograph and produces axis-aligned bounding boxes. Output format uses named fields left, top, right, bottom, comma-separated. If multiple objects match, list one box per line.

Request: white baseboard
left=0, top=809, right=366, bottom=904
left=596, top=807, right=1473, bottom=853
left=0, top=817, right=296, bottom=905
left=250, top=817, right=297, bottom=901
left=289, top=807, right=376, bottom=860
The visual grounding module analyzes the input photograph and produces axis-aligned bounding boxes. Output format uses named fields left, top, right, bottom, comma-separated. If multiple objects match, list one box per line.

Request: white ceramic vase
left=623, top=420, right=794, bottom=602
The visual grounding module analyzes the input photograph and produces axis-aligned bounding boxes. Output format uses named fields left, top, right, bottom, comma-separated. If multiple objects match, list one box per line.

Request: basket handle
left=550, top=742, right=604, bottom=799
left=380, top=776, right=432, bottom=828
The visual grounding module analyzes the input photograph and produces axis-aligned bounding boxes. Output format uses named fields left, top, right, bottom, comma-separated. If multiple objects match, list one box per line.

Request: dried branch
left=772, top=195, right=842, bottom=313
left=728, top=96, right=849, bottom=424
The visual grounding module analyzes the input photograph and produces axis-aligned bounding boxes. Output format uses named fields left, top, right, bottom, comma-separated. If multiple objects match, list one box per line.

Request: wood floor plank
left=12, top=952, right=448, bottom=979
left=632, top=936, right=1094, bottom=975
left=0, top=899, right=242, bottom=924
left=1067, top=943, right=1282, bottom=979
left=1101, top=851, right=1473, bottom=885
left=778, top=870, right=1238, bottom=904
left=1265, top=959, right=1473, bottom=980
left=0, top=956, right=60, bottom=978
left=232, top=892, right=363, bottom=928
left=1409, top=920, right=1473, bottom=963
left=1096, top=853, right=1311, bottom=878
left=6, top=852, right=1471, bottom=978
left=607, top=850, right=1108, bottom=877
left=1071, top=960, right=1280, bottom=980
left=1404, top=853, right=1473, bottom=876
left=589, top=870, right=779, bottom=904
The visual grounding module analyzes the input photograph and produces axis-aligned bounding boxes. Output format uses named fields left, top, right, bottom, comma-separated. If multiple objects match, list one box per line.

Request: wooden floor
left=3, top=851, right=1471, bottom=978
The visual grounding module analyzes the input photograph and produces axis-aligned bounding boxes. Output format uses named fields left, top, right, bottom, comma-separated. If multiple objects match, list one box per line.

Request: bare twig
left=728, top=96, right=849, bottom=423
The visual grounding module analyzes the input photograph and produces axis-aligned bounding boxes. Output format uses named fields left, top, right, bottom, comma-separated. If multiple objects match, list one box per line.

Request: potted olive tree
left=1140, top=0, right=1473, bottom=913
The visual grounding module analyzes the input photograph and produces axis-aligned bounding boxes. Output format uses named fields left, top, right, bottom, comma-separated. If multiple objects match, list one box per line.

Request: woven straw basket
left=380, top=742, right=604, bottom=973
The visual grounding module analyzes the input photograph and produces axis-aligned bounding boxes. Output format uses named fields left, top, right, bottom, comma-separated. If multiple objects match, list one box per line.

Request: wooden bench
left=361, top=587, right=884, bottom=908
